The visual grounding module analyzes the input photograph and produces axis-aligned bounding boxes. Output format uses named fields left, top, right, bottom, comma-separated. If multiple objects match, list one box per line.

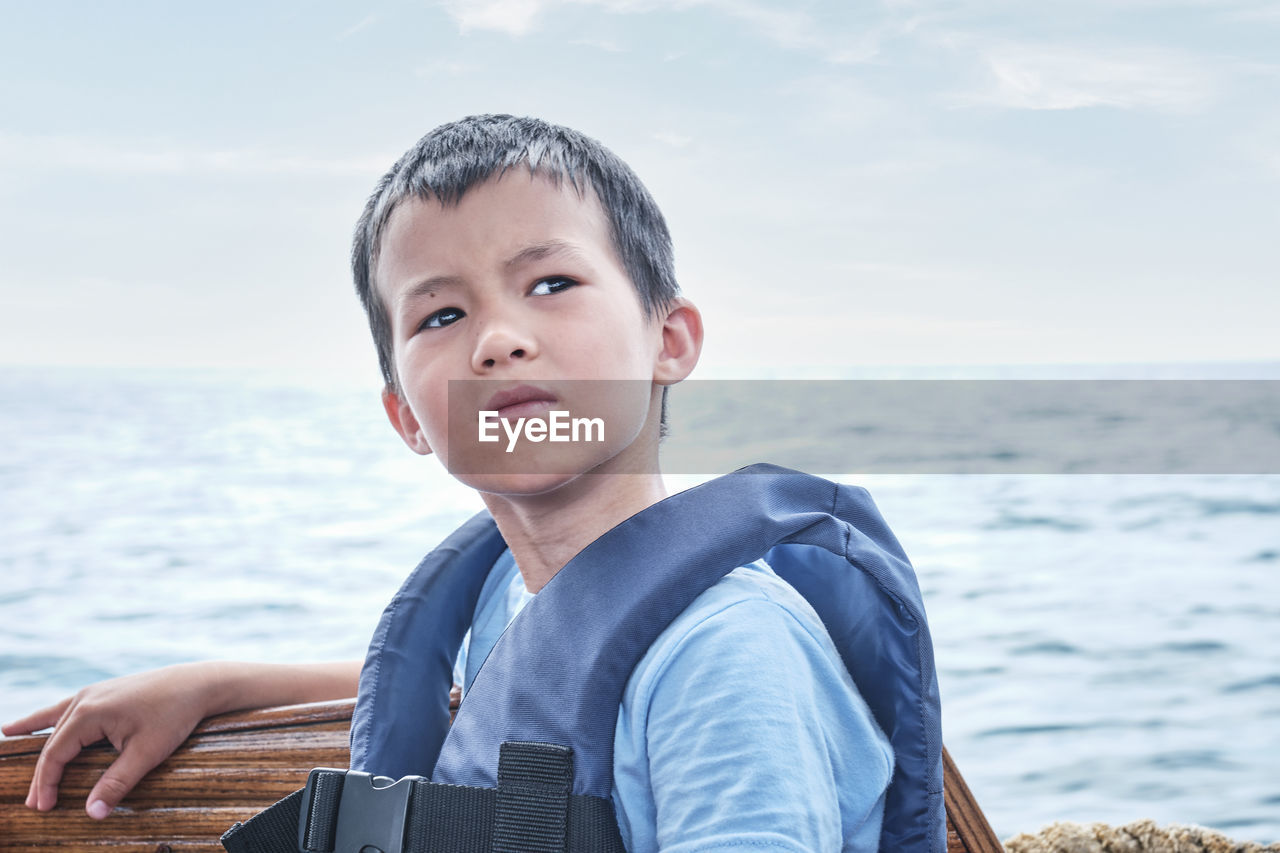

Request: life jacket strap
left=220, top=743, right=626, bottom=853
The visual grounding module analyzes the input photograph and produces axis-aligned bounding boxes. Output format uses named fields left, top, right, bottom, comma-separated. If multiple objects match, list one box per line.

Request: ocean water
left=1, top=366, right=1277, bottom=843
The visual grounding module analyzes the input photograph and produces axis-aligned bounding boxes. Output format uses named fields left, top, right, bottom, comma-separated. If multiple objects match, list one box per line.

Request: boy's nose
left=471, top=325, right=538, bottom=372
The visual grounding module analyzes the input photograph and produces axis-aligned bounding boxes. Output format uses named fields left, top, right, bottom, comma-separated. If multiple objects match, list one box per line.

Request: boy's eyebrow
left=397, top=240, right=586, bottom=307
left=503, top=239, right=586, bottom=270
left=399, top=274, right=463, bottom=306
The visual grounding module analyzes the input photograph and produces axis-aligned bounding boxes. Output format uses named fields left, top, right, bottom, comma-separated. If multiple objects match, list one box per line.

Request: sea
left=1, top=364, right=1277, bottom=844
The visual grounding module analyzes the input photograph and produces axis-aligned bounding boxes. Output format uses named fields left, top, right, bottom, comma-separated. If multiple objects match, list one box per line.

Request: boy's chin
left=457, top=470, right=585, bottom=498
left=444, top=444, right=642, bottom=499
left=443, top=446, right=587, bottom=494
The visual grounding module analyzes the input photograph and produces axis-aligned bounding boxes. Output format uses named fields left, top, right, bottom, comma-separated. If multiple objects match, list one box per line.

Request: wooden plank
left=0, top=701, right=354, bottom=852
left=944, top=745, right=1005, bottom=853
left=3, top=698, right=1004, bottom=852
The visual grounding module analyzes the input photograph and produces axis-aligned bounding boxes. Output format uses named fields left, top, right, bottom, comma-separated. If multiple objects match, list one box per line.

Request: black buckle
left=298, top=768, right=423, bottom=853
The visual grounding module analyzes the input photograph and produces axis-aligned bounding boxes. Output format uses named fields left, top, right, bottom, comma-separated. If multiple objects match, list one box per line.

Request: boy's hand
left=1, top=663, right=215, bottom=819
left=1, top=660, right=361, bottom=820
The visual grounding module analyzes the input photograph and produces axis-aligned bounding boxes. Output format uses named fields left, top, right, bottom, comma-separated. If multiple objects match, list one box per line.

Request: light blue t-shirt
left=454, top=551, right=893, bottom=853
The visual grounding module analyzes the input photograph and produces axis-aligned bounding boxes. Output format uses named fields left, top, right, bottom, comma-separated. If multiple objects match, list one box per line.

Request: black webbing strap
left=220, top=744, right=625, bottom=853
left=493, top=742, right=571, bottom=853
left=222, top=788, right=305, bottom=853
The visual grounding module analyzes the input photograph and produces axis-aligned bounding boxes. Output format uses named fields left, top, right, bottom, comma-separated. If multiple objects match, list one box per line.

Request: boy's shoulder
left=622, top=557, right=875, bottom=714
left=635, top=559, right=830, bottom=663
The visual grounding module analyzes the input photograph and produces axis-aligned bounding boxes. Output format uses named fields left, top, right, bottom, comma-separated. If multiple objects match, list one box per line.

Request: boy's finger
left=1, top=697, right=73, bottom=737
left=85, top=746, right=165, bottom=819
left=27, top=716, right=102, bottom=811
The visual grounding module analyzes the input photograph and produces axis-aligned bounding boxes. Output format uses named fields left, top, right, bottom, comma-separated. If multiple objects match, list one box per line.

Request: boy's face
left=374, top=170, right=695, bottom=494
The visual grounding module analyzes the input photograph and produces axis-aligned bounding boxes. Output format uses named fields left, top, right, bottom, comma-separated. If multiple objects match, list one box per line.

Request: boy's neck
left=480, top=471, right=669, bottom=593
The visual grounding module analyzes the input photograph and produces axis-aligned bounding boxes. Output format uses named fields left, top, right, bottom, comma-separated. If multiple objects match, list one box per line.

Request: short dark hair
left=352, top=114, right=680, bottom=390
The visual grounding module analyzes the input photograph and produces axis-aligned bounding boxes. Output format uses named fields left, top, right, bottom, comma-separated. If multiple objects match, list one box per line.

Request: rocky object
left=1004, top=820, right=1280, bottom=853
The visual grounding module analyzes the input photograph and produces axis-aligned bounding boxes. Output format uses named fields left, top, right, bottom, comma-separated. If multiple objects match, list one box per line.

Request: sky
left=2, top=0, right=1278, bottom=382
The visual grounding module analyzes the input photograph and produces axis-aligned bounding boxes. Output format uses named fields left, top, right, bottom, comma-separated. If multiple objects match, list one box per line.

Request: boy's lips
left=485, top=384, right=559, bottom=419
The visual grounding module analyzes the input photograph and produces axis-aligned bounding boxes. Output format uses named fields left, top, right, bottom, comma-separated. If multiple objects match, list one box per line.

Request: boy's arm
left=0, top=660, right=361, bottom=819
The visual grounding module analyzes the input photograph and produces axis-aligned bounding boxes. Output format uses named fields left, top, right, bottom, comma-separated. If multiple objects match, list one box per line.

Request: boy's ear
left=382, top=387, right=434, bottom=455
left=653, top=297, right=703, bottom=386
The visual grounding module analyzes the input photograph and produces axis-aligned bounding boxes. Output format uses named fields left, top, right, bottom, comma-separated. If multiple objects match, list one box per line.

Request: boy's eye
left=419, top=307, right=464, bottom=331
left=530, top=276, right=578, bottom=296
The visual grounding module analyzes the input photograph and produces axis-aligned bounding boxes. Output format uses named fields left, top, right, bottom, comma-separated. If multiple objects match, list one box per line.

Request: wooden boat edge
left=0, top=699, right=358, bottom=760
left=1, top=698, right=1000, bottom=853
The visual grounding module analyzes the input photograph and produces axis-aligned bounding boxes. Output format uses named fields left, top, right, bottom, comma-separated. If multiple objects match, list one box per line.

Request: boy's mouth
left=484, top=384, right=559, bottom=420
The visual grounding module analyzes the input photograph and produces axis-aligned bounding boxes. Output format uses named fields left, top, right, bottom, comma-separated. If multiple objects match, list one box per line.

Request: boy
left=6, top=115, right=928, bottom=852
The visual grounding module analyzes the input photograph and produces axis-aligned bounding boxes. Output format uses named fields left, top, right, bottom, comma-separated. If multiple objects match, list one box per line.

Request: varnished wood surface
left=0, top=700, right=354, bottom=851
left=2, top=697, right=1001, bottom=852
left=945, top=745, right=1005, bottom=853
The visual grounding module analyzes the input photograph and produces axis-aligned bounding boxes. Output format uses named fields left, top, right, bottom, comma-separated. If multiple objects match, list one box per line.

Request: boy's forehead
left=374, top=170, right=615, bottom=295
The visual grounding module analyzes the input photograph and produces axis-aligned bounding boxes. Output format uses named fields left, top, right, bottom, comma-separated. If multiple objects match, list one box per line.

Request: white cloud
left=652, top=131, right=692, bottom=148
left=0, top=133, right=391, bottom=177
left=436, top=0, right=887, bottom=63
left=414, top=58, right=476, bottom=77
left=688, top=0, right=881, bottom=64
left=1235, top=121, right=1280, bottom=180
left=569, top=36, right=626, bottom=52
left=1226, top=4, right=1280, bottom=22
left=339, top=14, right=378, bottom=39
left=439, top=0, right=549, bottom=35
left=1253, top=146, right=1280, bottom=180
left=954, top=40, right=1216, bottom=112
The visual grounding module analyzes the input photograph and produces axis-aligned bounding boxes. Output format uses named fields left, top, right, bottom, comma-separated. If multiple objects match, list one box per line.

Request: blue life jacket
left=349, top=464, right=944, bottom=853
